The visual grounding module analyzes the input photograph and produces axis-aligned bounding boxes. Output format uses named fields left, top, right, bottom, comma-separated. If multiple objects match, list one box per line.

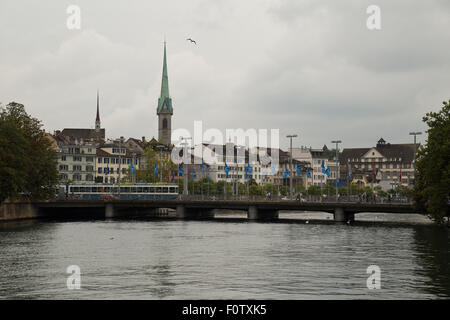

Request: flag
left=201, top=163, right=205, bottom=175
left=325, top=168, right=330, bottom=177
left=346, top=164, right=352, bottom=178
left=225, top=163, right=230, bottom=177
left=193, top=169, right=197, bottom=180
left=307, top=167, right=311, bottom=178
left=154, top=163, right=158, bottom=175
left=130, top=160, right=134, bottom=174
left=321, top=160, right=325, bottom=170
left=245, top=172, right=248, bottom=179
left=283, top=167, right=291, bottom=179
left=296, top=162, right=301, bottom=175
left=178, top=163, right=184, bottom=175
left=337, top=178, right=342, bottom=187
left=246, top=163, right=253, bottom=174
left=372, top=163, right=376, bottom=179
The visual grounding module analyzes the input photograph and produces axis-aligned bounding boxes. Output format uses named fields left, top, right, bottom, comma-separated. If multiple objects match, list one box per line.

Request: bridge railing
left=175, top=194, right=412, bottom=204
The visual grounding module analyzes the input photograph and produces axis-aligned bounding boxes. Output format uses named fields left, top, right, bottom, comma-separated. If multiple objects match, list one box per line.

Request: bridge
left=31, top=199, right=417, bottom=222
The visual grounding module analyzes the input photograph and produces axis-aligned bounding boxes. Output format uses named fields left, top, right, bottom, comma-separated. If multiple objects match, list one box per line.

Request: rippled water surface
left=0, top=212, right=449, bottom=299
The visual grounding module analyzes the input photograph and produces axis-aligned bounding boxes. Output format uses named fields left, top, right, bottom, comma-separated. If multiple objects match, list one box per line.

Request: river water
left=0, top=212, right=449, bottom=299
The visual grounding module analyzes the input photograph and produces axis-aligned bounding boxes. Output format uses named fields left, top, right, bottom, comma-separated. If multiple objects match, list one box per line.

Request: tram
left=59, top=183, right=179, bottom=200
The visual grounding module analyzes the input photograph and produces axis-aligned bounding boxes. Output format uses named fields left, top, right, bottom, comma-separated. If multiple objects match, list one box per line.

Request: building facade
left=55, top=138, right=97, bottom=183
left=96, top=140, right=142, bottom=184
left=340, top=138, right=417, bottom=189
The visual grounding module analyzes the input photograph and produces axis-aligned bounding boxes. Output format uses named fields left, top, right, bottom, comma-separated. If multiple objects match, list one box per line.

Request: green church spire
left=157, top=42, right=173, bottom=114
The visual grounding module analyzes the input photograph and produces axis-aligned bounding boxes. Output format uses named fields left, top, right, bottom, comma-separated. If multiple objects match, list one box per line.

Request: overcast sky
left=1, top=0, right=449, bottom=149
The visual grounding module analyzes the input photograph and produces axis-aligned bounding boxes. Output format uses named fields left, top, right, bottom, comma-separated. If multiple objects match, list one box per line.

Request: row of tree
left=172, top=178, right=413, bottom=198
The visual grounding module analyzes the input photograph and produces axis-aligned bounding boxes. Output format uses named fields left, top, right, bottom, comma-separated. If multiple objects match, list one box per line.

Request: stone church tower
left=157, top=42, right=173, bottom=146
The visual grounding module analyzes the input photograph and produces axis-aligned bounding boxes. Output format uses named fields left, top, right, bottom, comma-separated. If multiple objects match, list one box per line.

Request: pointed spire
left=157, top=41, right=173, bottom=114
left=95, top=90, right=101, bottom=131
left=96, top=90, right=100, bottom=121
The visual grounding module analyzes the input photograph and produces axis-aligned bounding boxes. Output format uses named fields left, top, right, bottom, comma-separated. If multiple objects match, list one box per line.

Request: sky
left=1, top=0, right=449, bottom=150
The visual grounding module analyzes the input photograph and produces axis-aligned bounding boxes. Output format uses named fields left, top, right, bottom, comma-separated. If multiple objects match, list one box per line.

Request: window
left=98, top=168, right=102, bottom=173
left=86, top=157, right=93, bottom=162
left=98, top=158, right=102, bottom=163
left=75, top=148, right=80, bottom=154
left=59, top=165, right=68, bottom=171
left=104, top=158, right=109, bottom=164
left=73, top=165, right=82, bottom=171
left=162, top=118, right=168, bottom=129
left=86, top=166, right=94, bottom=172
left=74, top=156, right=82, bottom=161
left=61, top=155, right=66, bottom=161
left=86, top=174, right=93, bottom=181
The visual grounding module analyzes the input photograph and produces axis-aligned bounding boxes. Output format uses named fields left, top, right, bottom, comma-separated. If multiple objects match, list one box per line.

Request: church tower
left=157, top=42, right=173, bottom=146
left=95, top=90, right=101, bottom=132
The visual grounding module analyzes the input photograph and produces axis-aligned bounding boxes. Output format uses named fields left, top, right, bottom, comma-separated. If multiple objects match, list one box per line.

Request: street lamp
left=118, top=136, right=124, bottom=199
left=286, top=134, right=298, bottom=200
left=180, top=136, right=192, bottom=196
left=155, top=145, right=164, bottom=182
left=331, top=140, right=342, bottom=201
left=409, top=132, right=422, bottom=185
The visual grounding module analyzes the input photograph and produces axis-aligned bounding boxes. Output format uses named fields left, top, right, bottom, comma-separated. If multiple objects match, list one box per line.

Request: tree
left=134, top=146, right=176, bottom=183
left=413, top=100, right=450, bottom=224
left=0, top=102, right=59, bottom=203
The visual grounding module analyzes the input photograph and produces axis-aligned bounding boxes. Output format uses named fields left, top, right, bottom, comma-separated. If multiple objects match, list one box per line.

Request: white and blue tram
left=60, top=183, right=179, bottom=200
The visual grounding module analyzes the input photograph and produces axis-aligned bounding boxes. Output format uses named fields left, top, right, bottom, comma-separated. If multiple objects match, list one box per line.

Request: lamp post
left=132, top=152, right=136, bottom=183
left=286, top=134, right=298, bottom=200
left=156, top=145, right=164, bottom=182
left=331, top=140, right=342, bottom=201
left=409, top=132, right=422, bottom=185
left=118, top=136, right=124, bottom=198
left=180, top=136, right=192, bottom=196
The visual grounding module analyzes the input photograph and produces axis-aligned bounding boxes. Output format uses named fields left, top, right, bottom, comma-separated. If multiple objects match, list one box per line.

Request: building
left=54, top=136, right=97, bottom=183
left=156, top=42, right=173, bottom=146
left=95, top=140, right=143, bottom=184
left=291, top=147, right=331, bottom=188
left=340, top=138, right=417, bottom=189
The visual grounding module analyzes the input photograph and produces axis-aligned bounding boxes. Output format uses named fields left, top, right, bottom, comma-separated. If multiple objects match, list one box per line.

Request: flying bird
left=186, top=38, right=197, bottom=45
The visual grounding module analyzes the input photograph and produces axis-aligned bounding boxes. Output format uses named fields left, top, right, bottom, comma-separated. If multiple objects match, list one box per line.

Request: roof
left=96, top=148, right=137, bottom=158
left=341, top=143, right=417, bottom=164
left=60, top=128, right=105, bottom=141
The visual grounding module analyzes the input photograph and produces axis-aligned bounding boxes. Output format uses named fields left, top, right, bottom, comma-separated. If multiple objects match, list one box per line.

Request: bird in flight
left=186, top=38, right=197, bottom=45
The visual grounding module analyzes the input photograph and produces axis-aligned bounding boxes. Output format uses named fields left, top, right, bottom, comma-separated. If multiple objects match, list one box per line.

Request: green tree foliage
left=134, top=146, right=176, bottom=183
left=306, top=185, right=321, bottom=196
left=0, top=102, right=58, bottom=202
left=413, top=100, right=450, bottom=224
